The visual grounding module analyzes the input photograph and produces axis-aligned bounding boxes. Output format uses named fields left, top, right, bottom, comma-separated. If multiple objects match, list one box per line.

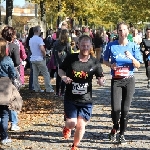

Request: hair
left=78, top=34, right=92, bottom=44
left=71, top=40, right=75, bottom=46
left=39, top=32, right=43, bottom=37
left=61, top=21, right=68, bottom=29
left=58, top=29, right=69, bottom=43
left=95, top=29, right=103, bottom=38
left=0, top=37, right=7, bottom=59
left=132, top=28, right=138, bottom=37
left=90, top=46, right=96, bottom=57
left=146, top=26, right=150, bottom=31
left=33, top=26, right=40, bottom=33
left=1, top=26, right=16, bottom=42
left=56, top=29, right=61, bottom=39
left=26, top=27, right=34, bottom=47
left=116, top=22, right=129, bottom=31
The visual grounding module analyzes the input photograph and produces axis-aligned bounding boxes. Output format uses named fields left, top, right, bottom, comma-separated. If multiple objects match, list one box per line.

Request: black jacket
left=53, top=40, right=71, bottom=67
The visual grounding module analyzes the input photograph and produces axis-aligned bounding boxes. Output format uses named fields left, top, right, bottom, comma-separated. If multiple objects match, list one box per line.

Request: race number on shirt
left=72, top=82, right=88, bottom=95
left=114, top=66, right=129, bottom=77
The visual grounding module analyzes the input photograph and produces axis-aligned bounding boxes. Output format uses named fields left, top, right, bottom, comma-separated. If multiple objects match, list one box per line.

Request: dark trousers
left=0, top=105, right=9, bottom=140
left=56, top=67, right=65, bottom=94
left=144, top=60, right=150, bottom=80
left=29, top=62, right=34, bottom=90
left=143, top=54, right=150, bottom=80
left=50, top=69, right=56, bottom=78
left=111, top=76, right=135, bottom=135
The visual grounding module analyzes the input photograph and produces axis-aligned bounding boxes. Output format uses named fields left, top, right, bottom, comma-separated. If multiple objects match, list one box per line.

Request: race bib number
left=114, top=66, right=129, bottom=77
left=72, top=82, right=88, bottom=95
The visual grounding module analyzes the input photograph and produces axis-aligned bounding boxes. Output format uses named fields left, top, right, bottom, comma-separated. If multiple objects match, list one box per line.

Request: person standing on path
left=58, top=35, right=105, bottom=150
left=103, top=22, right=143, bottom=145
left=140, top=26, right=150, bottom=88
left=29, top=26, right=54, bottom=93
left=53, top=29, right=71, bottom=97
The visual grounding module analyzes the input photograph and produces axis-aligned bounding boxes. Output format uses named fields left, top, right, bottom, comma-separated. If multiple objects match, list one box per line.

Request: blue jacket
left=0, top=56, right=17, bottom=80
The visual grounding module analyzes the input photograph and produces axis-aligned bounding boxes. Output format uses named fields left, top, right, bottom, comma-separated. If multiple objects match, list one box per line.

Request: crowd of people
left=0, top=20, right=149, bottom=150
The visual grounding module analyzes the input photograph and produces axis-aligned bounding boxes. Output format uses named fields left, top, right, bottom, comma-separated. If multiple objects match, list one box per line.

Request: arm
left=8, top=57, right=17, bottom=80
left=58, top=68, right=66, bottom=78
left=58, top=67, right=72, bottom=84
left=103, top=43, right=111, bottom=67
left=94, top=59, right=105, bottom=86
left=131, top=57, right=140, bottom=68
left=58, top=55, right=73, bottom=84
left=125, top=50, right=141, bottom=68
left=19, top=41, right=27, bottom=60
left=40, top=45, right=46, bottom=57
left=39, top=38, right=46, bottom=57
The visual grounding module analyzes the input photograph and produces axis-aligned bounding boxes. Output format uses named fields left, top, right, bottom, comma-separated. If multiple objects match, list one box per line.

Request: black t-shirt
left=59, top=53, right=103, bottom=104
left=93, top=37, right=104, bottom=48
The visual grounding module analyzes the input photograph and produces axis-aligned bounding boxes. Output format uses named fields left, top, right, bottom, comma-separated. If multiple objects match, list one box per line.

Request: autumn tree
left=25, top=0, right=150, bottom=29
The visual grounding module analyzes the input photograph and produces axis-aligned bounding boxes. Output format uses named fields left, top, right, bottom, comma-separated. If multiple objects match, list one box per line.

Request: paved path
left=0, top=64, right=150, bottom=150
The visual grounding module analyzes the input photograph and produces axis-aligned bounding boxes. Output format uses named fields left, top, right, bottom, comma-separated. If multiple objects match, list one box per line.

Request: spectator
left=29, top=26, right=54, bottom=93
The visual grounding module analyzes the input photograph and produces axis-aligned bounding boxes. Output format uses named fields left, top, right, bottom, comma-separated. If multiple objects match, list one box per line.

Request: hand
left=148, top=61, right=150, bottom=66
left=62, top=76, right=73, bottom=84
left=110, top=63, right=117, bottom=70
left=124, top=51, right=134, bottom=60
left=97, top=77, right=105, bottom=86
left=145, top=51, right=149, bottom=55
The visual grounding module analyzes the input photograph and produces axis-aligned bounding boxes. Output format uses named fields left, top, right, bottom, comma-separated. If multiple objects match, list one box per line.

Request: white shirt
left=29, top=35, right=45, bottom=61
left=133, top=35, right=142, bottom=45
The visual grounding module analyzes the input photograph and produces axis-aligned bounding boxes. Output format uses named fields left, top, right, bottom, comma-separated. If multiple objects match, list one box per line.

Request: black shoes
left=118, top=134, right=127, bottom=145
left=147, top=80, right=150, bottom=88
left=109, top=129, right=117, bottom=142
left=109, top=129, right=127, bottom=145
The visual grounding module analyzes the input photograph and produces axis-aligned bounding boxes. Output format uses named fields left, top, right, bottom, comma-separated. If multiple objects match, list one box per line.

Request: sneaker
left=11, top=125, right=20, bottom=131
left=46, top=89, right=54, bottom=93
left=1, top=137, right=12, bottom=145
left=34, top=90, right=44, bottom=93
left=54, top=93, right=59, bottom=97
left=60, top=93, right=65, bottom=97
left=118, top=134, right=127, bottom=145
left=71, top=145, right=79, bottom=150
left=147, top=81, right=150, bottom=88
left=63, top=127, right=71, bottom=139
left=109, top=129, right=117, bottom=142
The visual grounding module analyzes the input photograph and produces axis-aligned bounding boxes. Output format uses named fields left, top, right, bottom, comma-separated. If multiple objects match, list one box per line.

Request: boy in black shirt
left=59, top=35, right=105, bottom=150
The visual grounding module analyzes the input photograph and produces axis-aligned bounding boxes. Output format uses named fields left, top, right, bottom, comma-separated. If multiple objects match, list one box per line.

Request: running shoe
left=1, top=137, right=12, bottom=145
left=147, top=80, right=150, bottom=88
left=63, top=127, right=71, bottom=139
left=11, top=124, right=20, bottom=131
left=118, top=134, right=127, bottom=145
left=71, top=145, right=79, bottom=150
left=54, top=93, right=59, bottom=97
left=109, top=129, right=117, bottom=142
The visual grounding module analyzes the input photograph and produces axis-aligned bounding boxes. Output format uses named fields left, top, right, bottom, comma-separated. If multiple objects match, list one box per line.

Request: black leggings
left=111, top=76, right=135, bottom=135
left=56, top=67, right=66, bottom=94
left=144, top=60, right=150, bottom=80
left=50, top=69, right=56, bottom=78
left=143, top=53, right=150, bottom=80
